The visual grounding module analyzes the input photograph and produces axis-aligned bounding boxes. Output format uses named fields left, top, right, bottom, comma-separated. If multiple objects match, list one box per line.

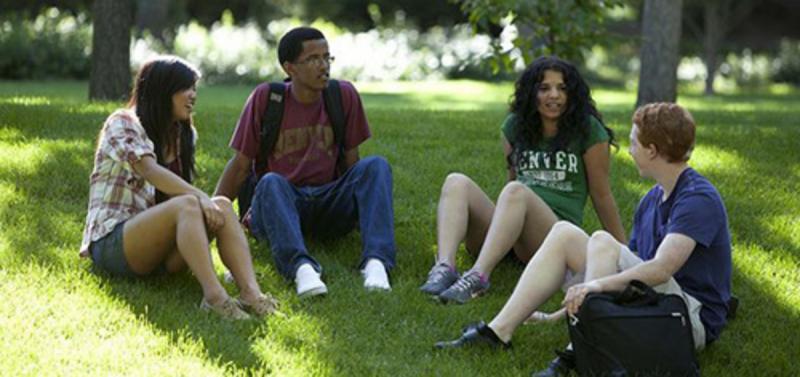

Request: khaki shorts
left=563, top=245, right=706, bottom=350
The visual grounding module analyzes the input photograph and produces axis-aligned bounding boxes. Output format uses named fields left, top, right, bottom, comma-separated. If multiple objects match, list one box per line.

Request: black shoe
left=434, top=321, right=511, bottom=349
left=532, top=349, right=576, bottom=377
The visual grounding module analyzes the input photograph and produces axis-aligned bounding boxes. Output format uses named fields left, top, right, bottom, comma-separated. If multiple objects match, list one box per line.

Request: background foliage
left=2, top=2, right=800, bottom=89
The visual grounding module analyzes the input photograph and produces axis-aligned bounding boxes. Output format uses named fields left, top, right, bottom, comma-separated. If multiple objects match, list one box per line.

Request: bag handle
left=615, top=279, right=658, bottom=306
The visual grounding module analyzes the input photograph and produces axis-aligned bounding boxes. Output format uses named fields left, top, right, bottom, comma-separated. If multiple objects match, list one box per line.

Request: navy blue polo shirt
left=628, top=168, right=732, bottom=343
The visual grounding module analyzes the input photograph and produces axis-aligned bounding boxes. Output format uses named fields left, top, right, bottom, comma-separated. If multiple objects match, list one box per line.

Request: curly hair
left=507, top=56, right=614, bottom=167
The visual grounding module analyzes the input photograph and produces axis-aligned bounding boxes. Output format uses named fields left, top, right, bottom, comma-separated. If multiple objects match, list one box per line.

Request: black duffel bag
left=568, top=280, right=699, bottom=377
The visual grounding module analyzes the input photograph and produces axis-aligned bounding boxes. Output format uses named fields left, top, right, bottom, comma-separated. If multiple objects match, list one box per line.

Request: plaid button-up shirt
left=80, top=109, right=156, bottom=257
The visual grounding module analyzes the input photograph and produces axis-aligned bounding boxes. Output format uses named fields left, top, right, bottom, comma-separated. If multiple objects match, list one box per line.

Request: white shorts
left=563, top=245, right=706, bottom=350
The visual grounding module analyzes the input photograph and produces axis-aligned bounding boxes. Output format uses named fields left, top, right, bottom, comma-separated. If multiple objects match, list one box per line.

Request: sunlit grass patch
left=0, top=95, right=51, bottom=106
left=0, top=266, right=230, bottom=376
left=1, top=80, right=798, bottom=376
left=690, top=145, right=748, bottom=176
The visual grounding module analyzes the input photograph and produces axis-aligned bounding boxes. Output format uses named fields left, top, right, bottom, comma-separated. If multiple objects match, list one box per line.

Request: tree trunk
left=89, top=0, right=133, bottom=102
left=636, top=0, right=683, bottom=107
left=135, top=0, right=170, bottom=47
left=703, top=1, right=722, bottom=95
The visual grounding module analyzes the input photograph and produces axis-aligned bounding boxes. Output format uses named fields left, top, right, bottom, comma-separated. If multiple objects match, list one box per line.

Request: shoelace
left=429, top=265, right=451, bottom=278
left=451, top=272, right=481, bottom=292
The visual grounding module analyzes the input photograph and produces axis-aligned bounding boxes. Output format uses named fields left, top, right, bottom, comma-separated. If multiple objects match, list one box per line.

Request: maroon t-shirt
left=230, top=80, right=370, bottom=186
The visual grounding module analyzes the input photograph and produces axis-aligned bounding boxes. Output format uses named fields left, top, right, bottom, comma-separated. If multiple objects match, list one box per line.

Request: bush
left=133, top=13, right=278, bottom=85
left=1, top=8, right=505, bottom=83
left=719, top=49, right=773, bottom=88
left=773, top=39, right=800, bottom=86
left=0, top=8, right=91, bottom=80
left=132, top=17, right=503, bottom=84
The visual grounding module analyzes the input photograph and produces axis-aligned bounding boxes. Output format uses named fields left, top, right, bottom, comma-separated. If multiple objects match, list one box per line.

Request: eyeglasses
left=294, top=55, right=335, bottom=67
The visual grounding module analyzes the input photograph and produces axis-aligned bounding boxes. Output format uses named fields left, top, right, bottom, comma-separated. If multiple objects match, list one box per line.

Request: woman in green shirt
left=420, top=56, right=626, bottom=304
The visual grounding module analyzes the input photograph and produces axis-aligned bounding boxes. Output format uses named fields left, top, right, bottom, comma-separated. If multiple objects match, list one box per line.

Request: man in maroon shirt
left=214, top=27, right=396, bottom=297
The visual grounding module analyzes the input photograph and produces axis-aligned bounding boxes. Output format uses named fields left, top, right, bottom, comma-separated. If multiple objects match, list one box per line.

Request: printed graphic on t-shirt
left=273, top=123, right=335, bottom=162
left=516, top=150, right=579, bottom=192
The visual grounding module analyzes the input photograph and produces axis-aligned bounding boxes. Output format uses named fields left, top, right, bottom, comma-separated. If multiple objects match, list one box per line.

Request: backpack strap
left=322, top=79, right=348, bottom=175
left=255, top=82, right=286, bottom=174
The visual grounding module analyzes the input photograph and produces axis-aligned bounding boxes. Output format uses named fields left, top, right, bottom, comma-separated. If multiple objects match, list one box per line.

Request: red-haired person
left=436, top=103, right=733, bottom=377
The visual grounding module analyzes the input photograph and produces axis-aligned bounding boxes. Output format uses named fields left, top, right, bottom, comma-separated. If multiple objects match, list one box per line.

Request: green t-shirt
left=501, top=113, right=610, bottom=225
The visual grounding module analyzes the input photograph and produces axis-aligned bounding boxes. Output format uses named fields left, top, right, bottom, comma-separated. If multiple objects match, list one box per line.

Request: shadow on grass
left=2, top=84, right=798, bottom=375
left=0, top=102, right=277, bottom=372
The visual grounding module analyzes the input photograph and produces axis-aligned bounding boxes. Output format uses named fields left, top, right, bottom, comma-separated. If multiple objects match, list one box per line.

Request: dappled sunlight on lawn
left=593, top=89, right=636, bottom=109
left=681, top=96, right=798, bottom=114
left=760, top=214, right=800, bottom=256
left=690, top=145, right=747, bottom=176
left=250, top=312, right=332, bottom=375
left=359, top=80, right=512, bottom=111
left=0, top=139, right=92, bottom=182
left=0, top=266, right=231, bottom=376
left=732, top=243, right=800, bottom=315
left=64, top=102, right=119, bottom=116
left=0, top=127, right=23, bottom=140
left=0, top=141, right=51, bottom=172
left=0, top=95, right=51, bottom=106
left=2, top=79, right=799, bottom=376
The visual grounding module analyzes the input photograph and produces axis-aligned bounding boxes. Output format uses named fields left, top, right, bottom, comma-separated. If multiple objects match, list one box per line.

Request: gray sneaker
left=420, top=263, right=459, bottom=295
left=438, top=270, right=489, bottom=304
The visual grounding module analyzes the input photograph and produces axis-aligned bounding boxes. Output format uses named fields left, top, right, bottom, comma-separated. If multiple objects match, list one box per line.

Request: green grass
left=1, top=79, right=798, bottom=376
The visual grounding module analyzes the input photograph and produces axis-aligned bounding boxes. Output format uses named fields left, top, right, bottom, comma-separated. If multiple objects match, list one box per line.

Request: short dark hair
left=278, top=27, right=326, bottom=65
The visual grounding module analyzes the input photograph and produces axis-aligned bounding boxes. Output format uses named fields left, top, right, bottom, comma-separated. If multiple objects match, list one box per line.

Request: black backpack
left=237, top=79, right=347, bottom=219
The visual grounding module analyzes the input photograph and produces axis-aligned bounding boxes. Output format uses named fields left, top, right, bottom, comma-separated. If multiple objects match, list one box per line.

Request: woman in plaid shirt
left=81, top=56, right=277, bottom=320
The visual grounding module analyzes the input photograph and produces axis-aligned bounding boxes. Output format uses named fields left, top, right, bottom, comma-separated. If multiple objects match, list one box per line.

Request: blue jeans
left=250, top=156, right=396, bottom=279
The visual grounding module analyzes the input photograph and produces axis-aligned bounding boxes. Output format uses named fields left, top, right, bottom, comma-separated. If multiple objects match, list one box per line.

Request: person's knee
left=211, top=196, right=233, bottom=210
left=441, top=172, right=473, bottom=198
left=256, top=173, right=290, bottom=197
left=551, top=221, right=585, bottom=243
left=498, top=181, right=531, bottom=203
left=172, top=194, right=203, bottom=219
left=587, top=230, right=621, bottom=260
left=354, top=155, right=392, bottom=177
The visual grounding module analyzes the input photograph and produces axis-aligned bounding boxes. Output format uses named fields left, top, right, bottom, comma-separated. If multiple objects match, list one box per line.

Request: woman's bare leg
left=488, top=222, right=590, bottom=342
left=211, top=196, right=263, bottom=302
left=123, top=195, right=229, bottom=305
left=471, top=182, right=559, bottom=278
left=435, top=173, right=496, bottom=265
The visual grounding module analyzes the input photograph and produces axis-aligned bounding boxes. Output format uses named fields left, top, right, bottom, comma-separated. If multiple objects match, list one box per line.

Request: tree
left=636, top=0, right=682, bottom=107
left=89, top=0, right=133, bottom=101
left=455, top=0, right=624, bottom=70
left=683, top=0, right=757, bottom=95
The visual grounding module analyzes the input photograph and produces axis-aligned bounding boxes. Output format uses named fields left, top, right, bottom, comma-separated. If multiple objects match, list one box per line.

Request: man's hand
left=563, top=280, right=603, bottom=315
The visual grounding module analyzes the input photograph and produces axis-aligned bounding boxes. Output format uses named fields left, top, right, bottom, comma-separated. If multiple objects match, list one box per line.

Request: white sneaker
left=295, top=263, right=328, bottom=297
left=362, top=258, right=391, bottom=291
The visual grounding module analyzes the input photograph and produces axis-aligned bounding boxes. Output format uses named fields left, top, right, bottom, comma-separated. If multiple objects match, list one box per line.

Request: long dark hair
left=128, top=56, right=200, bottom=202
left=508, top=56, right=614, bottom=166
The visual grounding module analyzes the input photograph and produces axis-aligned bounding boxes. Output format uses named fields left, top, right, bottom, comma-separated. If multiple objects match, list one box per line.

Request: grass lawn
left=0, top=79, right=798, bottom=376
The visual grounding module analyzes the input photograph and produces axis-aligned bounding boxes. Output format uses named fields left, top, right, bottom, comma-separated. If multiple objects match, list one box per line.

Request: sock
left=362, top=258, right=391, bottom=291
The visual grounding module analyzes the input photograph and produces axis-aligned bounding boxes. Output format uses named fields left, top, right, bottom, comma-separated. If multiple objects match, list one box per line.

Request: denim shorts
left=90, top=221, right=165, bottom=278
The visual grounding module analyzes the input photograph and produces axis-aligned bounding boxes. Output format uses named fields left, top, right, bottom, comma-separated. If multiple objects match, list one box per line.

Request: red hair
left=632, top=103, right=696, bottom=162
